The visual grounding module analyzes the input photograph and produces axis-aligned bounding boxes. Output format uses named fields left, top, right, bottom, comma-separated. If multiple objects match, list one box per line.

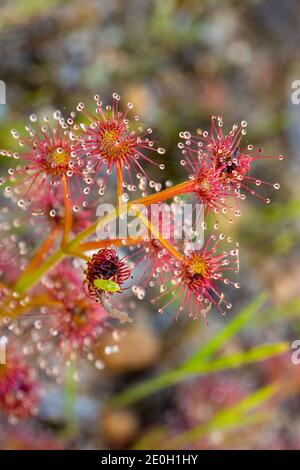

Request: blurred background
left=1, top=0, right=300, bottom=450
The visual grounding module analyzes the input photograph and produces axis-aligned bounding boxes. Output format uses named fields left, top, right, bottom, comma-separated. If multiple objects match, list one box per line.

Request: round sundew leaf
left=93, top=279, right=121, bottom=292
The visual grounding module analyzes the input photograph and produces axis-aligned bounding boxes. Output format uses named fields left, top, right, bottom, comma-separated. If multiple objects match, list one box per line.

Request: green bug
left=92, top=279, right=132, bottom=324
left=93, top=279, right=121, bottom=293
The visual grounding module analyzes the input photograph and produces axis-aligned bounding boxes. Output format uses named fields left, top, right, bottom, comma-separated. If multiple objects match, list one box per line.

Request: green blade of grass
left=186, top=342, right=289, bottom=373
left=110, top=293, right=269, bottom=408
left=162, top=383, right=278, bottom=450
left=111, top=342, right=288, bottom=407
left=183, top=292, right=267, bottom=369
left=63, top=360, right=79, bottom=439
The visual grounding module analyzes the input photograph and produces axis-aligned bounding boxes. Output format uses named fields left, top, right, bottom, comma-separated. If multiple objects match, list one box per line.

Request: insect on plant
left=0, top=94, right=284, bottom=422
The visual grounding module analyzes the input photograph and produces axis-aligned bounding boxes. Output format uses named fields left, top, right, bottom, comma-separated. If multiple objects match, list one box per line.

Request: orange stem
left=64, top=248, right=90, bottom=262
left=136, top=209, right=185, bottom=261
left=67, top=181, right=194, bottom=251
left=13, top=179, right=194, bottom=298
left=117, top=161, right=124, bottom=204
left=77, top=237, right=145, bottom=252
left=3, top=294, right=64, bottom=319
left=23, top=226, right=60, bottom=274
left=0, top=280, right=9, bottom=291
left=133, top=180, right=194, bottom=207
left=62, top=176, right=72, bottom=246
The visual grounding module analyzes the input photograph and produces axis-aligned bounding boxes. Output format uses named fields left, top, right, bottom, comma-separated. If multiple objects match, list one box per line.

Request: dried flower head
left=84, top=248, right=132, bottom=324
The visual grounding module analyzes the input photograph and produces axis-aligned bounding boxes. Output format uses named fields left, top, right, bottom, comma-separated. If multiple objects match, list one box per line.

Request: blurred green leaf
left=183, top=292, right=267, bottom=369
left=111, top=341, right=287, bottom=407
left=133, top=382, right=277, bottom=449
left=63, top=359, right=79, bottom=439
left=187, top=342, right=288, bottom=373
left=111, top=294, right=269, bottom=407
left=160, top=383, right=278, bottom=449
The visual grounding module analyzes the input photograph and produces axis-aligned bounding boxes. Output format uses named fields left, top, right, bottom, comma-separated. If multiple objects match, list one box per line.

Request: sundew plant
left=0, top=94, right=284, bottom=424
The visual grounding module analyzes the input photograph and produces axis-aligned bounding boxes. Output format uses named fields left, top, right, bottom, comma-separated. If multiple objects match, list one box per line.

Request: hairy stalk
left=62, top=176, right=73, bottom=246
left=116, top=161, right=124, bottom=202
left=64, top=248, right=90, bottom=262
left=13, top=181, right=191, bottom=298
left=13, top=209, right=121, bottom=295
left=77, top=237, right=145, bottom=252
left=134, top=180, right=194, bottom=206
left=136, top=209, right=185, bottom=261
left=67, top=180, right=190, bottom=248
left=14, top=248, right=65, bottom=295
left=67, top=206, right=122, bottom=249
left=8, top=295, right=64, bottom=318
left=25, top=227, right=60, bottom=273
